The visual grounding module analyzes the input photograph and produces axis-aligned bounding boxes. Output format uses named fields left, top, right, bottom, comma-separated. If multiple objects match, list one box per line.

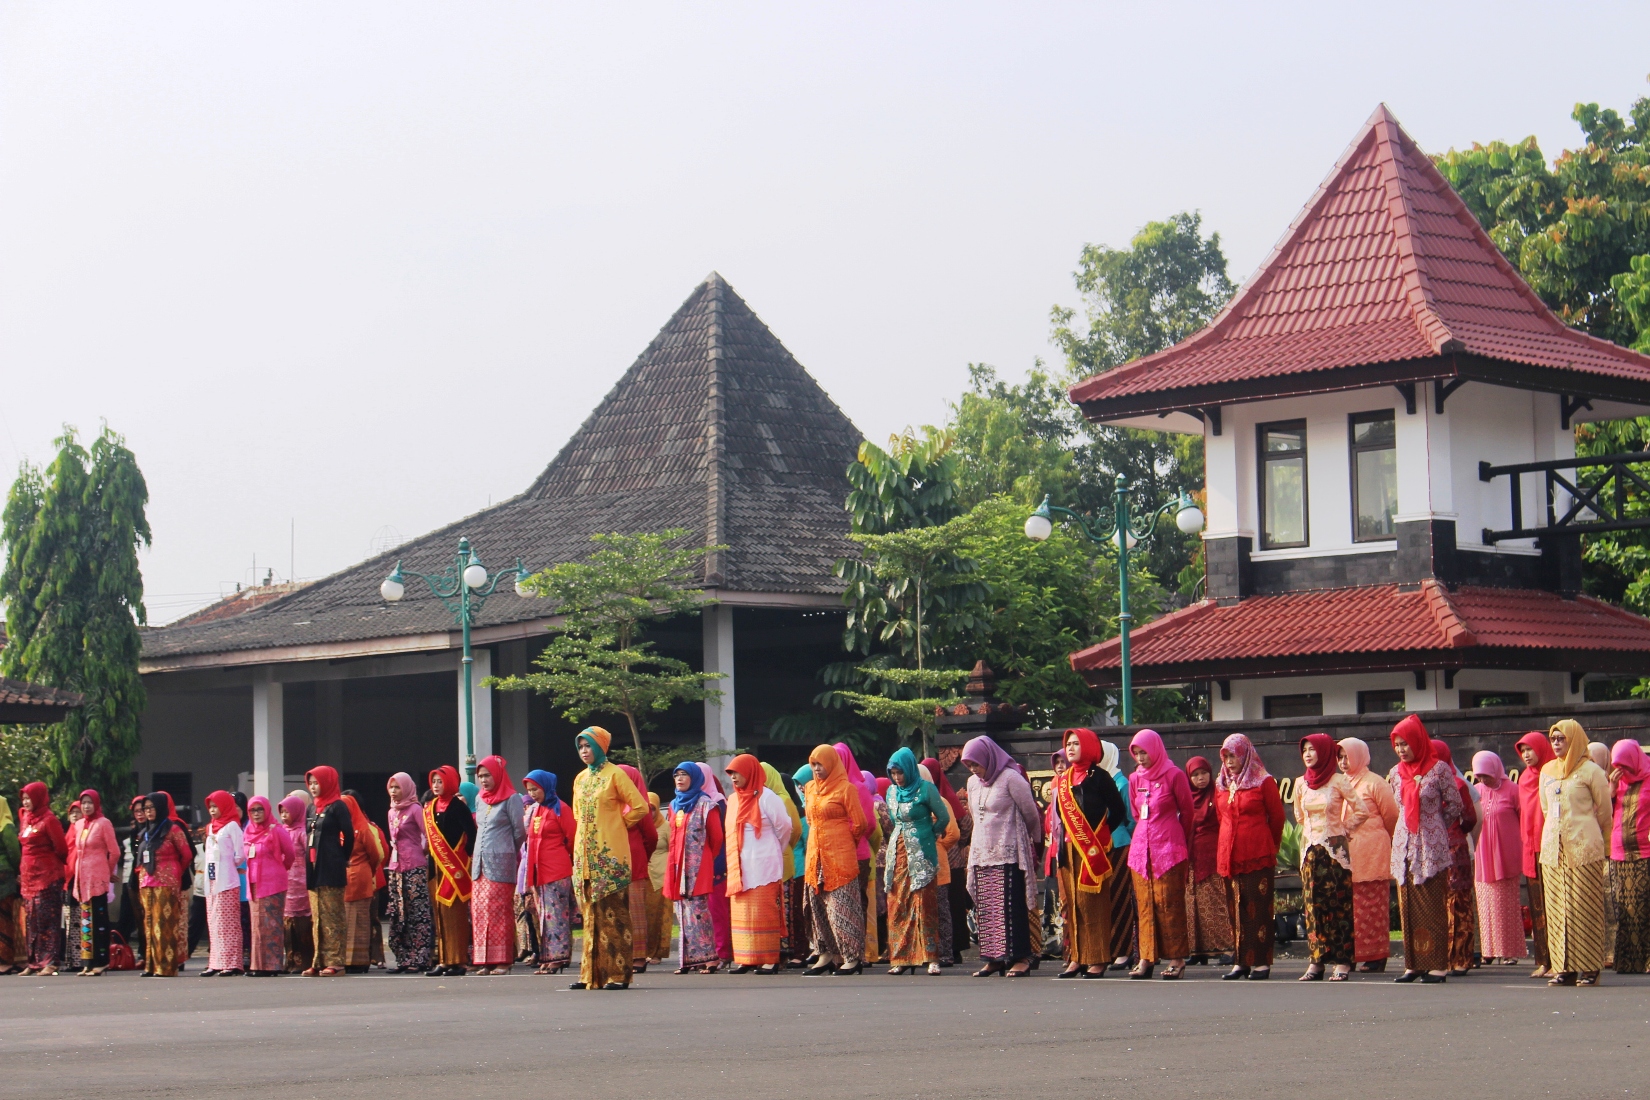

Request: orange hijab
left=726, top=754, right=766, bottom=839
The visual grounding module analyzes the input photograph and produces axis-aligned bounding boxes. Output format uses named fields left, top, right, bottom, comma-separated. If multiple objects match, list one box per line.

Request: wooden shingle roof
left=141, top=274, right=862, bottom=664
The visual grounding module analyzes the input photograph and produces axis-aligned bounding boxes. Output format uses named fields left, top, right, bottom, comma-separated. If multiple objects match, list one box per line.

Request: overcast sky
left=4, top=3, right=1648, bottom=622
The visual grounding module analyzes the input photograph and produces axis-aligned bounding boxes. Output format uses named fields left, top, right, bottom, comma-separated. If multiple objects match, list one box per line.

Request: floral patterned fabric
left=1302, top=845, right=1354, bottom=965
left=1388, top=761, right=1463, bottom=885
left=571, top=763, right=647, bottom=908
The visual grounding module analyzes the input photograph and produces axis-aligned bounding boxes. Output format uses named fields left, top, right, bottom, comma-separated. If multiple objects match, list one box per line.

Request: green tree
left=1615, top=253, right=1650, bottom=352
left=947, top=496, right=1189, bottom=727
left=490, top=530, right=724, bottom=766
left=950, top=361, right=1078, bottom=509
left=0, top=725, right=55, bottom=813
left=1, top=426, right=150, bottom=803
left=1050, top=211, right=1236, bottom=374
left=1436, top=94, right=1650, bottom=347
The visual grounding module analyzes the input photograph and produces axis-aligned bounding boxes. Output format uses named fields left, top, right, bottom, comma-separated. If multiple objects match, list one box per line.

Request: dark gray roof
left=142, top=274, right=863, bottom=661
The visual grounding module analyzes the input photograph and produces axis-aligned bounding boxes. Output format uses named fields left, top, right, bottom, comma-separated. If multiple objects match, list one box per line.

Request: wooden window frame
left=1348, top=409, right=1398, bottom=543
left=1257, top=419, right=1309, bottom=549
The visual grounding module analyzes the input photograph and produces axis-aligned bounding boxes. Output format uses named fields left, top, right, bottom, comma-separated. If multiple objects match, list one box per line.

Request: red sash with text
left=424, top=802, right=472, bottom=906
left=1056, top=772, right=1112, bottom=894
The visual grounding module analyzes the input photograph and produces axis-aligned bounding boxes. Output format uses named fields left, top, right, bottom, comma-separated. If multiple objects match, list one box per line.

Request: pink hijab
left=833, top=742, right=877, bottom=858
left=694, top=763, right=726, bottom=806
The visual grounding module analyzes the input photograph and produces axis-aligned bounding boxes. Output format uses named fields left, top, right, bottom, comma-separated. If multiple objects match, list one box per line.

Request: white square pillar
left=251, top=669, right=285, bottom=801
left=459, top=647, right=494, bottom=770
left=702, top=604, right=736, bottom=770
left=498, top=639, right=530, bottom=770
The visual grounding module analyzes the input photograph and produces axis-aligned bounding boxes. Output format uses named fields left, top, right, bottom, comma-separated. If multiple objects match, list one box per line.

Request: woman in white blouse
left=723, top=754, right=795, bottom=974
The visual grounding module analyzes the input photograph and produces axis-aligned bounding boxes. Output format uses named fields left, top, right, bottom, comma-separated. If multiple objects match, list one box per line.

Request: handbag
left=107, top=931, right=138, bottom=971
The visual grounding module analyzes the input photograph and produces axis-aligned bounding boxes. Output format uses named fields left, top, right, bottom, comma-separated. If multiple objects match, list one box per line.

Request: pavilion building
left=1065, top=106, right=1650, bottom=728
left=136, top=274, right=861, bottom=817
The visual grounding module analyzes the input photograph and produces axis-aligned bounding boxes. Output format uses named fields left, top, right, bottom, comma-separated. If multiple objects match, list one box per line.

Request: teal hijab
left=458, top=781, right=480, bottom=809
left=577, top=729, right=608, bottom=774
left=886, top=747, right=924, bottom=804
left=885, top=745, right=947, bottom=879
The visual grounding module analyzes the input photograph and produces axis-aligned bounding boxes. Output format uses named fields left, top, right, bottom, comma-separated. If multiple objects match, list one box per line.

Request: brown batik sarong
left=1397, top=873, right=1450, bottom=973
left=577, top=884, right=633, bottom=988
left=1131, top=863, right=1190, bottom=963
left=1225, top=868, right=1275, bottom=968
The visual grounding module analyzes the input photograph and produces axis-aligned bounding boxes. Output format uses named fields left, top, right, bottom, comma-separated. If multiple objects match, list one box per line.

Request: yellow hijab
left=762, top=762, right=804, bottom=876
left=1542, top=719, right=1591, bottom=780
left=0, top=795, right=12, bottom=833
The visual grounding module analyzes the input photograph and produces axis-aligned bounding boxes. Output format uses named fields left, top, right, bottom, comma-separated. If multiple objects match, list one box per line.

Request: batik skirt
left=1544, top=857, right=1606, bottom=974
left=936, top=879, right=954, bottom=963
left=675, top=894, right=718, bottom=967
left=310, top=886, right=346, bottom=970
left=470, top=877, right=516, bottom=966
left=384, top=868, right=434, bottom=971
left=805, top=877, right=865, bottom=966
left=430, top=891, right=471, bottom=969
left=731, top=881, right=784, bottom=966
left=1225, top=868, right=1275, bottom=968
left=1131, top=863, right=1190, bottom=963
left=782, top=877, right=809, bottom=961
left=23, top=884, right=63, bottom=969
left=532, top=878, right=574, bottom=969
left=627, top=879, right=650, bottom=962
left=972, top=863, right=1032, bottom=964
left=140, top=885, right=180, bottom=976
left=206, top=889, right=243, bottom=971
left=0, top=896, right=20, bottom=968
left=887, top=846, right=940, bottom=967
left=175, top=887, right=190, bottom=968
left=1351, top=880, right=1390, bottom=963
left=1477, top=877, right=1525, bottom=960
left=643, top=878, right=671, bottom=960
left=1448, top=880, right=1477, bottom=971
left=248, top=893, right=284, bottom=971
left=1397, top=873, right=1450, bottom=973
left=1301, top=846, right=1354, bottom=967
left=1184, top=870, right=1233, bottom=956
left=578, top=884, right=632, bottom=989
left=1611, top=858, right=1650, bottom=974
left=1109, top=843, right=1138, bottom=961
left=284, top=914, right=314, bottom=972
left=1056, top=857, right=1112, bottom=967
left=861, top=859, right=879, bottom=965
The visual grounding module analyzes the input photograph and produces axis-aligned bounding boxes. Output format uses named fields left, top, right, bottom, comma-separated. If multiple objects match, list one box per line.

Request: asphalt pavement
left=2, top=957, right=1644, bottom=1099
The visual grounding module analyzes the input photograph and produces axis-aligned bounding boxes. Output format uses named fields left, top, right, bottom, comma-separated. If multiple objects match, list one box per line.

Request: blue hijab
left=524, top=770, right=561, bottom=815
left=458, top=781, right=480, bottom=810
left=886, top=746, right=924, bottom=804
left=671, top=763, right=708, bottom=815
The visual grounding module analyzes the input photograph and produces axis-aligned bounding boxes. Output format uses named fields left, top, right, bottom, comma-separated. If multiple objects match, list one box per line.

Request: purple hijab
left=961, top=736, right=1017, bottom=785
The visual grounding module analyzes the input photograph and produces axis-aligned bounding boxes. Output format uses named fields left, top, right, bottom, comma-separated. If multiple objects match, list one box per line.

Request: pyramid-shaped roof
left=142, top=274, right=863, bottom=664
left=1070, top=106, right=1650, bottom=419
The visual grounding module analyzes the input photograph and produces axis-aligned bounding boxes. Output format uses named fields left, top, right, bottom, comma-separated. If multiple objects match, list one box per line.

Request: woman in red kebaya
left=1215, top=735, right=1285, bottom=981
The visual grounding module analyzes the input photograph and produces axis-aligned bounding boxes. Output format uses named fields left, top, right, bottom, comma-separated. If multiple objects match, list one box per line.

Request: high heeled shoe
left=972, top=961, right=1006, bottom=977
left=1222, top=966, right=1250, bottom=980
left=888, top=965, right=913, bottom=976
left=831, top=962, right=863, bottom=975
left=802, top=961, right=833, bottom=976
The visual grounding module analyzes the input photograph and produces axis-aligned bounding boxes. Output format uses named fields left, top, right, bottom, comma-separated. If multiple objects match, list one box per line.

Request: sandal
left=1328, top=968, right=1351, bottom=982
left=888, top=965, right=912, bottom=975
left=318, top=967, right=343, bottom=977
left=1127, top=962, right=1154, bottom=980
left=972, top=961, right=1006, bottom=977
left=1577, top=972, right=1600, bottom=987
left=1547, top=972, right=1576, bottom=986
left=1160, top=965, right=1183, bottom=980
left=927, top=962, right=942, bottom=975
left=1298, top=967, right=1324, bottom=982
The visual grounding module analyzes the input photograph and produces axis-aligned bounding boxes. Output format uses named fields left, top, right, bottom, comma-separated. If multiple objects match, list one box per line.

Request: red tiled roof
left=0, top=676, right=85, bottom=724
left=1069, top=581, right=1650, bottom=687
left=1069, top=106, right=1650, bottom=415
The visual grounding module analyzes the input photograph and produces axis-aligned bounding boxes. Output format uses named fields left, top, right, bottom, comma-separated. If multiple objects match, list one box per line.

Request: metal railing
left=1479, top=450, right=1650, bottom=544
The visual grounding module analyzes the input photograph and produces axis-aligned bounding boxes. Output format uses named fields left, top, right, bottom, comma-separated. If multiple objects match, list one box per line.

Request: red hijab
left=726, top=754, right=767, bottom=838
left=476, top=754, right=517, bottom=806
left=429, top=765, right=462, bottom=814
left=205, top=790, right=241, bottom=833
left=1514, top=731, right=1555, bottom=867
left=306, top=766, right=342, bottom=810
left=1063, top=728, right=1102, bottom=786
left=77, top=789, right=103, bottom=821
left=1299, top=734, right=1339, bottom=791
left=921, top=756, right=964, bottom=824
left=19, top=782, right=51, bottom=825
left=1185, top=756, right=1215, bottom=814
left=1391, top=714, right=1436, bottom=832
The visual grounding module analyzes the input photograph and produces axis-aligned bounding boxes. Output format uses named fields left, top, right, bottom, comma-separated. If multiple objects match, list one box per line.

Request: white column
left=459, top=647, right=494, bottom=768
left=1203, top=422, right=1241, bottom=537
left=251, top=668, right=285, bottom=801
left=702, top=605, right=736, bottom=770
left=498, top=639, right=530, bottom=769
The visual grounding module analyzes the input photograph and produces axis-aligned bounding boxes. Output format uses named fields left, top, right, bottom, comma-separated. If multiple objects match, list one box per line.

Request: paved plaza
left=2, top=957, right=1644, bottom=1100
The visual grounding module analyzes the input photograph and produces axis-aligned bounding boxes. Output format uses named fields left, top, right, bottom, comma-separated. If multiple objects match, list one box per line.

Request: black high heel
left=1222, top=966, right=1250, bottom=980
left=972, top=961, right=1006, bottom=977
left=803, top=962, right=833, bottom=976
left=832, top=962, right=863, bottom=975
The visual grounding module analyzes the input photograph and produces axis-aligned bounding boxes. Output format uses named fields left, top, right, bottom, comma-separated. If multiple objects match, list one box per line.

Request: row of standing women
left=1044, top=715, right=1650, bottom=986
left=1, top=716, right=1644, bottom=987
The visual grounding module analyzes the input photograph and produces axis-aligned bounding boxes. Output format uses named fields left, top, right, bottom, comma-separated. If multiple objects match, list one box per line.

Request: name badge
left=207, top=862, right=216, bottom=882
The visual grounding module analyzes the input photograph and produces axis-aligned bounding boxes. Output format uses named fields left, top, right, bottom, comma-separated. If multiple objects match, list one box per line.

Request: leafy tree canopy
left=1, top=426, right=149, bottom=803
left=490, top=530, right=723, bottom=766
left=1436, top=93, right=1650, bottom=348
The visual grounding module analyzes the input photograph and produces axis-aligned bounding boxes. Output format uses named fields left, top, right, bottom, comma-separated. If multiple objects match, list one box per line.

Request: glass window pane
left=1355, top=447, right=1397, bottom=539
left=1352, top=416, right=1394, bottom=447
left=1264, top=455, right=1305, bottom=545
left=1265, top=426, right=1305, bottom=453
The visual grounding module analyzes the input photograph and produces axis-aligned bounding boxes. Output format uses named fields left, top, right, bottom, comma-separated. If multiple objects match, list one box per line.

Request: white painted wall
left=1203, top=381, right=1567, bottom=562
left=1212, top=666, right=1582, bottom=720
